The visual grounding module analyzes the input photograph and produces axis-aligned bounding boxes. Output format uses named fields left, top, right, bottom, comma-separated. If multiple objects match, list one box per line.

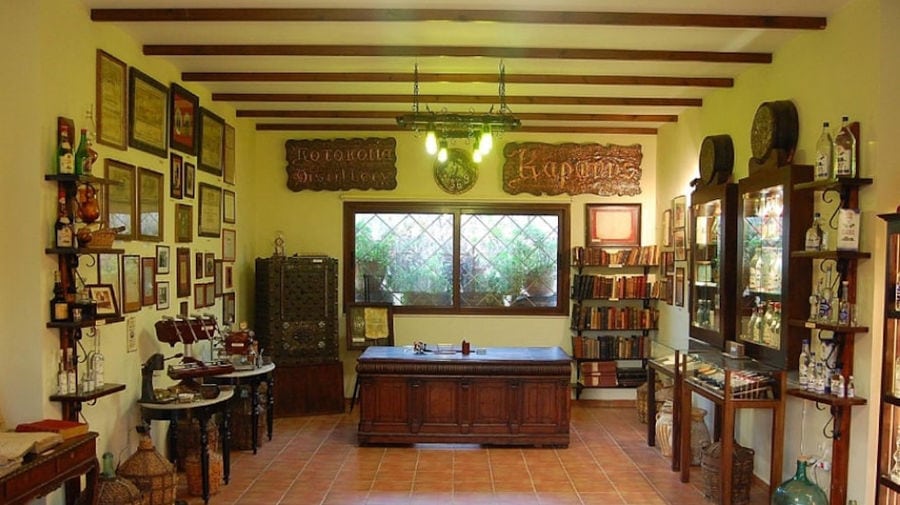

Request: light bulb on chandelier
left=396, top=62, right=519, bottom=161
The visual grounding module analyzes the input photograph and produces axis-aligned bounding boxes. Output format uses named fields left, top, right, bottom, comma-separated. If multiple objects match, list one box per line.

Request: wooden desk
left=139, top=388, right=234, bottom=505
left=208, top=362, right=276, bottom=454
left=0, top=432, right=98, bottom=505
left=357, top=346, right=571, bottom=447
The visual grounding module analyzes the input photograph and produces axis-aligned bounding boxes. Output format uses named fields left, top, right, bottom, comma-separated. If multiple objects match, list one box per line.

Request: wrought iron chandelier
left=395, top=62, right=521, bottom=163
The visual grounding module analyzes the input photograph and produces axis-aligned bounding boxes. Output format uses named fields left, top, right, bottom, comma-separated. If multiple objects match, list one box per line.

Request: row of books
left=572, top=245, right=659, bottom=267
left=571, top=335, right=648, bottom=360
left=578, top=362, right=648, bottom=388
left=572, top=274, right=658, bottom=300
left=571, top=305, right=660, bottom=330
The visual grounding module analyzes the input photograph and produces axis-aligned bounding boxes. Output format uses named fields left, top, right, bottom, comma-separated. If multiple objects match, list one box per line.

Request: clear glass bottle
left=798, top=339, right=811, bottom=387
left=807, top=351, right=818, bottom=391
left=819, top=268, right=834, bottom=323
left=838, top=280, right=851, bottom=325
left=749, top=249, right=762, bottom=292
left=892, top=428, right=900, bottom=484
left=808, top=294, right=819, bottom=322
left=805, top=212, right=825, bottom=251
left=846, top=375, right=855, bottom=398
left=814, top=121, right=833, bottom=181
left=833, top=115, right=857, bottom=178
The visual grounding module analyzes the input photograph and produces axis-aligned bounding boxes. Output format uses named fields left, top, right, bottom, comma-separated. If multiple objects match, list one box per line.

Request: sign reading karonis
left=285, top=137, right=398, bottom=191
left=502, top=142, right=643, bottom=196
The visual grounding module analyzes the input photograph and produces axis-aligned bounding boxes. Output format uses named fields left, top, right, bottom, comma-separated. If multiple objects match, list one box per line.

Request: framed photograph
left=104, top=159, right=136, bottom=240
left=156, top=281, right=170, bottom=310
left=175, top=204, right=193, bottom=243
left=214, top=259, right=224, bottom=297
left=169, top=82, right=199, bottom=155
left=169, top=152, right=183, bottom=199
left=195, top=252, right=204, bottom=279
left=137, top=167, right=164, bottom=242
left=126, top=317, right=137, bottom=352
left=585, top=203, right=641, bottom=248
left=194, top=283, right=206, bottom=309
left=223, top=123, right=236, bottom=185
left=674, top=229, right=687, bottom=261
left=222, top=229, right=236, bottom=262
left=672, top=195, right=687, bottom=229
left=97, top=253, right=121, bottom=304
left=156, top=245, right=170, bottom=274
left=121, top=254, right=142, bottom=313
left=205, top=283, right=216, bottom=307
left=223, top=189, right=236, bottom=224
left=141, top=257, right=157, bottom=306
left=662, top=251, right=675, bottom=276
left=222, top=293, right=236, bottom=325
left=179, top=301, right=188, bottom=317
left=198, top=108, right=225, bottom=175
left=665, top=274, right=674, bottom=305
left=198, top=183, right=222, bottom=237
left=675, top=267, right=686, bottom=307
left=662, top=209, right=673, bottom=247
left=205, top=252, right=215, bottom=277
left=184, top=162, right=196, bottom=198
left=346, top=303, right=395, bottom=350
left=128, top=67, right=168, bottom=158
left=176, top=247, right=191, bottom=297
left=86, top=284, right=119, bottom=317
left=96, top=50, right=127, bottom=150
left=224, top=264, right=233, bottom=290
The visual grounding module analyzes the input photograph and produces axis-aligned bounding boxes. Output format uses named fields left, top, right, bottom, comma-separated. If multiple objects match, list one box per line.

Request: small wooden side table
left=0, top=432, right=99, bottom=505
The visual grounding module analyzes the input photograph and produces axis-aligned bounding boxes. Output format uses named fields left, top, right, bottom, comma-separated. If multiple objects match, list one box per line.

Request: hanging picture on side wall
left=585, top=204, right=641, bottom=248
left=198, top=108, right=225, bottom=175
left=128, top=68, right=168, bottom=158
left=96, top=50, right=127, bottom=151
left=675, top=267, right=685, bottom=307
left=121, top=254, right=141, bottom=313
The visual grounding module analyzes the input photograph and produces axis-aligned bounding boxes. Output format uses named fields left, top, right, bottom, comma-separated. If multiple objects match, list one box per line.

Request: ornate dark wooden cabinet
left=255, top=256, right=344, bottom=415
left=356, top=346, right=571, bottom=447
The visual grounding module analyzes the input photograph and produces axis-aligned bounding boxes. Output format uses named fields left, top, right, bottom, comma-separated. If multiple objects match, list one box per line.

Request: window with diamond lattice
left=344, top=202, right=569, bottom=315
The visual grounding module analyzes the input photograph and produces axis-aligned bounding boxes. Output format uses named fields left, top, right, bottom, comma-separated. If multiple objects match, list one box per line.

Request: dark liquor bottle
left=50, top=271, right=69, bottom=322
left=57, top=124, right=74, bottom=175
left=55, top=187, right=74, bottom=248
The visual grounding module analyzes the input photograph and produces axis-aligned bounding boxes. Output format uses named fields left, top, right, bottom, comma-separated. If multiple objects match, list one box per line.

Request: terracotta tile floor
left=177, top=402, right=770, bottom=504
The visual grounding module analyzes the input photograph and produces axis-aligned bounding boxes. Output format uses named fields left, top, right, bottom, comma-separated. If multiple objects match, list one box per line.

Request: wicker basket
left=185, top=451, right=223, bottom=497
left=700, top=440, right=755, bottom=505
left=176, top=417, right=219, bottom=471
left=118, top=428, right=176, bottom=505
left=231, top=383, right=268, bottom=450
left=636, top=380, right=672, bottom=424
left=84, top=227, right=117, bottom=248
left=98, top=474, right=148, bottom=505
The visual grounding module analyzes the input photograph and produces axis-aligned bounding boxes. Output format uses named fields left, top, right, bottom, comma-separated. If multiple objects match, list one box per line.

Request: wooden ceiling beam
left=146, top=45, right=771, bottom=64
left=254, top=123, right=657, bottom=135
left=215, top=93, right=702, bottom=107
left=92, top=8, right=826, bottom=30
left=236, top=109, right=678, bottom=122
left=185, top=71, right=733, bottom=88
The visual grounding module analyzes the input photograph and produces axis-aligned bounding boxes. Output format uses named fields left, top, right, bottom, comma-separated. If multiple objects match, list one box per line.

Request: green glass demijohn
left=771, top=457, right=828, bottom=505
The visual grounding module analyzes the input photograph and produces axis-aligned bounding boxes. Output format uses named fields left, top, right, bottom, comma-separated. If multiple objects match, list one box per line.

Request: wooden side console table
left=139, top=387, right=234, bottom=505
left=357, top=346, right=571, bottom=447
left=208, top=362, right=276, bottom=454
left=0, top=432, right=98, bottom=505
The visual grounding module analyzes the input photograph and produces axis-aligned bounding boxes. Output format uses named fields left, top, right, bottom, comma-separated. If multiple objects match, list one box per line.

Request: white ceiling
left=79, top=0, right=854, bottom=135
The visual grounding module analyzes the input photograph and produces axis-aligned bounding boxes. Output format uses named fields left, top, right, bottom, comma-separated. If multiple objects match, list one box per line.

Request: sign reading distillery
left=502, top=142, right=643, bottom=196
left=285, top=138, right=398, bottom=191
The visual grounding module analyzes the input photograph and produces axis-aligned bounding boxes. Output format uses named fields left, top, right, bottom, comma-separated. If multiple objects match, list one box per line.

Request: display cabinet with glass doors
left=736, top=163, right=813, bottom=368
left=877, top=213, right=900, bottom=501
left=690, top=182, right=738, bottom=350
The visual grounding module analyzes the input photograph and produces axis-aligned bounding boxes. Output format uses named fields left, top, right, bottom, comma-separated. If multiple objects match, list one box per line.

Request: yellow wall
left=0, top=3, right=254, bottom=503
left=251, top=130, right=658, bottom=400
left=657, top=0, right=898, bottom=501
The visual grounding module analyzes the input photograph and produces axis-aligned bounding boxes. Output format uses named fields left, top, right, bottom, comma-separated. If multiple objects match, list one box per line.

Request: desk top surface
left=139, top=387, right=234, bottom=411
left=359, top=346, right=571, bottom=364
left=212, top=362, right=275, bottom=379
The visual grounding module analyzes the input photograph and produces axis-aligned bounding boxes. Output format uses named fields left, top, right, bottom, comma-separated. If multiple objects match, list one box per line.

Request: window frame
left=343, top=201, right=570, bottom=316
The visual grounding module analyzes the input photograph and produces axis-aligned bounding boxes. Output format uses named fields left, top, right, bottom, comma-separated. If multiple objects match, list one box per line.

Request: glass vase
left=771, top=458, right=828, bottom=505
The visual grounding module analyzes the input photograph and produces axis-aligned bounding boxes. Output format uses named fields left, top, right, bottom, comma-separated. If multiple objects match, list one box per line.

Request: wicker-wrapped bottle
left=97, top=452, right=146, bottom=505
left=118, top=425, right=176, bottom=505
left=771, top=457, right=827, bottom=505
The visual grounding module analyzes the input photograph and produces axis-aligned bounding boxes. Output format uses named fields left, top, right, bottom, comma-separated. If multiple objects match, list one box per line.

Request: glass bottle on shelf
left=808, top=294, right=819, bottom=322
left=838, top=281, right=851, bottom=325
left=833, top=115, right=857, bottom=178
left=891, top=428, right=900, bottom=484
left=50, top=271, right=68, bottom=322
left=846, top=375, right=855, bottom=397
left=57, top=124, right=74, bottom=175
left=814, top=121, right=833, bottom=181
left=74, top=128, right=90, bottom=176
left=819, top=269, right=834, bottom=323
left=798, top=339, right=811, bottom=388
left=805, top=212, right=825, bottom=251
left=807, top=351, right=818, bottom=391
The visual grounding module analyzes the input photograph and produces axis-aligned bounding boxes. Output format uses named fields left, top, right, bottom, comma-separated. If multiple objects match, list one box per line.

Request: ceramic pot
left=655, top=400, right=674, bottom=457
left=690, top=407, right=711, bottom=466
